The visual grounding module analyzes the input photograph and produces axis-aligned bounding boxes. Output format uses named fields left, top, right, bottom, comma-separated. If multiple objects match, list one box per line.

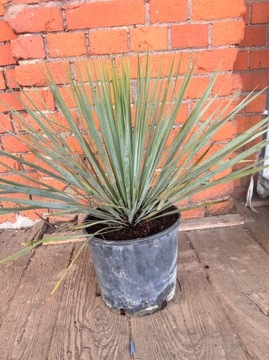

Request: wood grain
left=1, top=211, right=269, bottom=360
left=130, top=232, right=247, bottom=360
left=244, top=206, right=269, bottom=252
left=130, top=301, right=196, bottom=360
left=177, top=233, right=247, bottom=360
left=0, top=230, right=34, bottom=324
left=188, top=226, right=269, bottom=360
left=233, top=199, right=255, bottom=223
left=0, top=242, right=74, bottom=360
left=47, top=246, right=130, bottom=360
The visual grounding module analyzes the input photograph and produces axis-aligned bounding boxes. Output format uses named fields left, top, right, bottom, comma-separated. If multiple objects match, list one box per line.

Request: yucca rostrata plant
left=0, top=57, right=269, bottom=273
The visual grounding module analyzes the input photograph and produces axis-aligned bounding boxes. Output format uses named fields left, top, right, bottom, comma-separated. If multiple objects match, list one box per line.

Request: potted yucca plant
left=0, top=56, right=269, bottom=315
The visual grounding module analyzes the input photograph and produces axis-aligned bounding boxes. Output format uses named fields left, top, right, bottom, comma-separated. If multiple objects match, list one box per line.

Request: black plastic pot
left=84, top=211, right=180, bottom=316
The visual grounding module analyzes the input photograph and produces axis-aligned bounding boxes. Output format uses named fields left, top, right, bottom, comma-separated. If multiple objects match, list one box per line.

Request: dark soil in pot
left=84, top=208, right=179, bottom=241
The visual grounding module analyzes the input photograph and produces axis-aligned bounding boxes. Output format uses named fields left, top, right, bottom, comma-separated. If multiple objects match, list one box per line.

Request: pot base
left=104, top=282, right=176, bottom=316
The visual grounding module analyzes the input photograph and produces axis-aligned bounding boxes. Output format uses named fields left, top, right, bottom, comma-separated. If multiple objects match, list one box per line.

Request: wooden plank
left=130, top=293, right=197, bottom=360
left=233, top=199, right=255, bottom=223
left=244, top=206, right=269, bottom=252
left=177, top=233, right=248, bottom=360
left=179, top=214, right=244, bottom=232
left=0, top=230, right=34, bottom=323
left=0, top=242, right=74, bottom=360
left=47, top=246, right=130, bottom=360
left=25, top=219, right=50, bottom=243
left=251, top=199, right=269, bottom=207
left=188, top=226, right=269, bottom=360
left=130, top=233, right=247, bottom=360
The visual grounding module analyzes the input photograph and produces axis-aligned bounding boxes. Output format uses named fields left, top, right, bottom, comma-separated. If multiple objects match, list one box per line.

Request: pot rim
left=83, top=207, right=181, bottom=246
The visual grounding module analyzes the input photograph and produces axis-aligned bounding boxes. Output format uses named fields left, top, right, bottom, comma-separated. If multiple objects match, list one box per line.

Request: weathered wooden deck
left=0, top=202, right=269, bottom=360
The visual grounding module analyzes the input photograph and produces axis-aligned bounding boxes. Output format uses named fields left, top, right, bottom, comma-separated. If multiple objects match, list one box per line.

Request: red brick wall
left=0, top=0, right=268, bottom=222
left=234, top=0, right=269, bottom=196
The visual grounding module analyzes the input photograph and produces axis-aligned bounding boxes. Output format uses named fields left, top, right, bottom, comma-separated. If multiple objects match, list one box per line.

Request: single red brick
left=20, top=89, right=55, bottom=111
left=0, top=213, right=17, bottom=223
left=1, top=206, right=41, bottom=228
left=0, top=184, right=30, bottom=202
left=0, top=173, right=40, bottom=188
left=21, top=209, right=46, bottom=221
left=193, top=182, right=234, bottom=203
left=206, top=198, right=234, bottom=216
left=150, top=0, right=188, bottom=23
left=181, top=76, right=211, bottom=99
left=14, top=61, right=70, bottom=86
left=1, top=193, right=32, bottom=212
left=40, top=177, right=66, bottom=191
left=234, top=51, right=249, bottom=71
left=0, top=150, right=25, bottom=172
left=0, top=113, right=13, bottom=133
left=180, top=208, right=205, bottom=219
left=241, top=25, right=266, bottom=47
left=11, top=35, right=45, bottom=60
left=65, top=135, right=83, bottom=154
left=41, top=176, right=66, bottom=191
left=192, top=0, right=246, bottom=20
left=245, top=93, right=266, bottom=113
left=211, top=167, right=235, bottom=183
left=13, top=112, right=41, bottom=132
left=171, top=24, right=208, bottom=48
left=47, top=32, right=87, bottom=57
left=0, top=20, right=16, bottom=41
left=0, top=92, right=24, bottom=112
left=240, top=71, right=269, bottom=91
left=0, top=71, right=6, bottom=90
left=174, top=103, right=189, bottom=124
left=4, top=68, right=18, bottom=89
left=65, top=0, right=145, bottom=30
left=165, top=127, right=178, bottom=148
left=20, top=153, right=36, bottom=170
left=5, top=6, right=63, bottom=33
left=213, top=74, right=242, bottom=96
left=130, top=27, right=168, bottom=51
left=212, top=121, right=237, bottom=141
left=32, top=157, right=58, bottom=174
left=0, top=44, right=16, bottom=66
left=75, top=58, right=117, bottom=82
left=195, top=48, right=238, bottom=73
left=236, top=114, right=262, bottom=134
left=90, top=29, right=128, bottom=55
left=1, top=134, right=29, bottom=152
left=250, top=50, right=269, bottom=70
left=251, top=3, right=269, bottom=24
left=211, top=20, right=245, bottom=46
left=234, top=179, right=248, bottom=198
left=46, top=111, right=73, bottom=131
left=57, top=86, right=77, bottom=108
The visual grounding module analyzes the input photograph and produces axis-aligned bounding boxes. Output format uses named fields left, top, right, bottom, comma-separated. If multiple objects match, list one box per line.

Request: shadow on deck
left=0, top=201, right=269, bottom=360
